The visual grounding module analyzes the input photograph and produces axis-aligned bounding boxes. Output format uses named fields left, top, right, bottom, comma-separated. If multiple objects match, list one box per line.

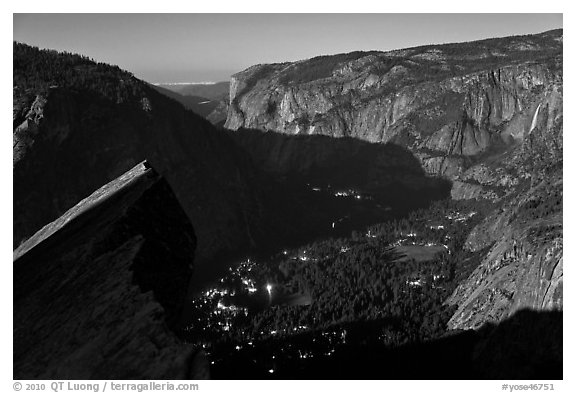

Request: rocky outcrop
left=205, top=99, right=229, bottom=125
left=445, top=75, right=563, bottom=330
left=13, top=162, right=206, bottom=379
left=13, top=94, right=47, bottom=164
left=13, top=44, right=263, bottom=277
left=225, top=30, right=562, bottom=201
left=446, top=172, right=562, bottom=330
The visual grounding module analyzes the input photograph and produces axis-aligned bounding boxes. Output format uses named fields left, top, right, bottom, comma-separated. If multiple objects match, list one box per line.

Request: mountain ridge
left=13, top=42, right=265, bottom=272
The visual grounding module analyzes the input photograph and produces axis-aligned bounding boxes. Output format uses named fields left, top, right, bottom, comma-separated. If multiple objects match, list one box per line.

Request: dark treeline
left=13, top=42, right=146, bottom=109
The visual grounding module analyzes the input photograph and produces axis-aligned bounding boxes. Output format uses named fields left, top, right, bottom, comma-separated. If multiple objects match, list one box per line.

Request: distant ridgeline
left=151, top=81, right=231, bottom=125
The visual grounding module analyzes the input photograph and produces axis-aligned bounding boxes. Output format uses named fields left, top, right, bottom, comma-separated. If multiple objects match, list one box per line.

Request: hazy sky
left=13, top=14, right=562, bottom=83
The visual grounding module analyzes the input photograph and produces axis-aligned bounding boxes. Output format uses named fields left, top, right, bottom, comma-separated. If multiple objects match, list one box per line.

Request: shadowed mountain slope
left=221, top=128, right=453, bottom=261
left=13, top=162, right=207, bottom=379
left=211, top=309, right=562, bottom=379
left=13, top=42, right=263, bottom=273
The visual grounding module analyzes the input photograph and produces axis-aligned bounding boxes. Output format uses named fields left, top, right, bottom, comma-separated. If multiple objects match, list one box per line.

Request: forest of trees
left=13, top=42, right=147, bottom=110
left=185, top=199, right=492, bottom=352
left=278, top=51, right=379, bottom=85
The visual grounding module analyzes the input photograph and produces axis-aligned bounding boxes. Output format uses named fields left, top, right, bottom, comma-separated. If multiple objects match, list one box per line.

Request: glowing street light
left=266, top=283, right=273, bottom=305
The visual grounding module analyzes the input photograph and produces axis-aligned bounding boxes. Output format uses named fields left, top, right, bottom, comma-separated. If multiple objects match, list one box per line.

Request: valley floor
left=182, top=199, right=493, bottom=378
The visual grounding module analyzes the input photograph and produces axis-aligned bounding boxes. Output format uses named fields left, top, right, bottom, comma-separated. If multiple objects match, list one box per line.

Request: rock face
left=13, top=43, right=262, bottom=274
left=225, top=29, right=562, bottom=201
left=224, top=30, right=563, bottom=330
left=13, top=162, right=205, bottom=379
left=227, top=128, right=452, bottom=195
left=445, top=70, right=563, bottom=330
left=446, top=171, right=563, bottom=330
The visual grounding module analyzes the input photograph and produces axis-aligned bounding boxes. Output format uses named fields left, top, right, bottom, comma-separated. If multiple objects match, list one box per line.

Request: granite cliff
left=13, top=162, right=208, bottom=379
left=224, top=30, right=563, bottom=330
left=446, top=169, right=562, bottom=330
left=225, top=29, right=562, bottom=202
